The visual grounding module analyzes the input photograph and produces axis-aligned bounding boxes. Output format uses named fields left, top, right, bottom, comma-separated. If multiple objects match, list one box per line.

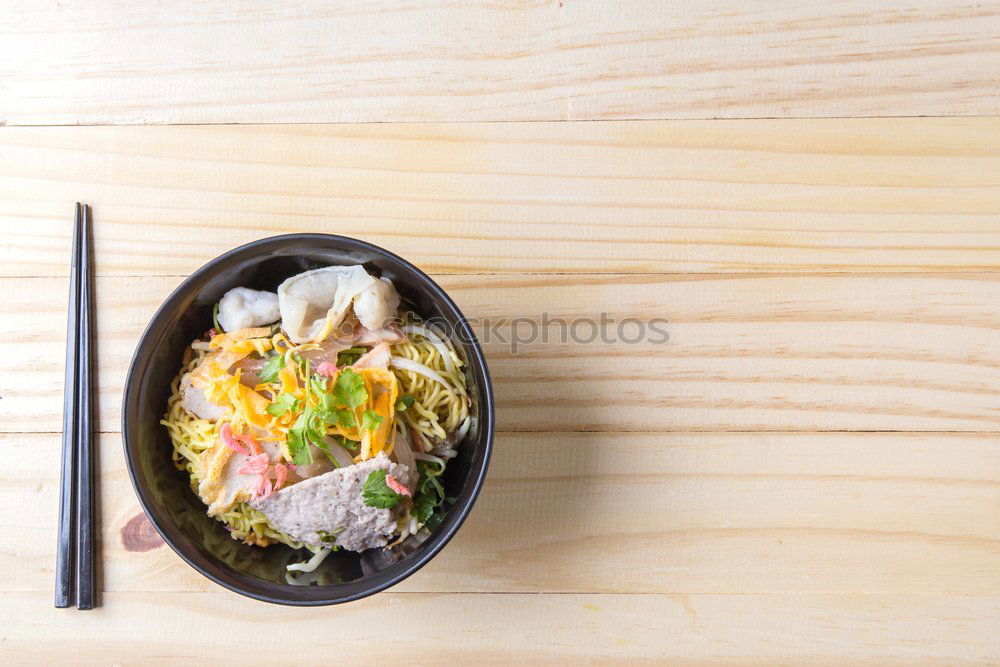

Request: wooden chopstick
left=76, top=204, right=95, bottom=610
left=55, top=204, right=82, bottom=608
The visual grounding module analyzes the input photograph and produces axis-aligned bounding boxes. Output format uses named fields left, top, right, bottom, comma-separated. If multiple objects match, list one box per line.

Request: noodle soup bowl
left=123, top=234, right=494, bottom=605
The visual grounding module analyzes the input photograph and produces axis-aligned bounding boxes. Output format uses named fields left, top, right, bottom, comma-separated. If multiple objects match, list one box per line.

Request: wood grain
left=1, top=119, right=999, bottom=277
left=3, top=1, right=1000, bottom=124
left=5, top=273, right=1000, bottom=434
left=2, top=591, right=997, bottom=664
left=2, top=114, right=998, bottom=661
left=2, top=432, right=997, bottom=596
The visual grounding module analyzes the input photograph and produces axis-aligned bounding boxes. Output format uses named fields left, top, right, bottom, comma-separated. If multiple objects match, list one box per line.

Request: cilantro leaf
left=412, top=460, right=446, bottom=523
left=395, top=394, right=415, bottom=412
left=413, top=493, right=436, bottom=523
left=288, top=401, right=348, bottom=466
left=332, top=368, right=367, bottom=409
left=258, top=353, right=285, bottom=384
left=291, top=445, right=311, bottom=466
left=336, top=408, right=356, bottom=429
left=317, top=387, right=338, bottom=414
left=283, top=369, right=368, bottom=466
left=266, top=392, right=299, bottom=417
left=314, top=407, right=338, bottom=426
left=361, top=469, right=403, bottom=509
left=310, top=375, right=329, bottom=394
left=361, top=409, right=384, bottom=432
left=306, top=411, right=327, bottom=442
left=423, top=502, right=450, bottom=530
left=287, top=413, right=312, bottom=465
left=337, top=347, right=366, bottom=366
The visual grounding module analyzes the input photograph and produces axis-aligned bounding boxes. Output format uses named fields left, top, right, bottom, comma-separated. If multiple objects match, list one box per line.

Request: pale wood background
left=3, top=1, right=1000, bottom=124
left=1, top=2, right=999, bottom=665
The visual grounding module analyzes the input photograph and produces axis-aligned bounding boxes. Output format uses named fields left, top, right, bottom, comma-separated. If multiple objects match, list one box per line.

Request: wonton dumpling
left=217, top=287, right=280, bottom=332
left=278, top=266, right=377, bottom=343
left=354, top=277, right=400, bottom=331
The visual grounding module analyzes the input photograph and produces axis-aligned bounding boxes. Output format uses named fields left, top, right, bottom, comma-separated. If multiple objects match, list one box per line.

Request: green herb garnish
left=284, top=363, right=373, bottom=466
left=317, top=527, right=344, bottom=544
left=285, top=374, right=357, bottom=466
left=337, top=346, right=367, bottom=366
left=361, top=409, right=384, bottom=432
left=361, top=469, right=403, bottom=509
left=336, top=408, right=356, bottom=429
left=287, top=412, right=312, bottom=465
left=288, top=408, right=332, bottom=466
left=412, top=460, right=446, bottom=523
left=310, top=374, right=329, bottom=395
left=303, top=358, right=312, bottom=404
left=394, top=394, right=415, bottom=412
left=212, top=301, right=222, bottom=332
left=266, top=392, right=300, bottom=417
left=290, top=352, right=306, bottom=375
left=332, top=368, right=367, bottom=409
left=258, top=353, right=285, bottom=384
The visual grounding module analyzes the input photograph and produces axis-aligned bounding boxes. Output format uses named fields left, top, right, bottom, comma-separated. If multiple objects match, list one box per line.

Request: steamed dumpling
left=278, top=266, right=376, bottom=343
left=354, top=277, right=400, bottom=330
left=217, top=287, right=280, bottom=332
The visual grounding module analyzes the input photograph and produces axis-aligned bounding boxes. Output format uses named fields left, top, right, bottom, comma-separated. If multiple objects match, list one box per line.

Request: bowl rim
left=122, top=233, right=494, bottom=605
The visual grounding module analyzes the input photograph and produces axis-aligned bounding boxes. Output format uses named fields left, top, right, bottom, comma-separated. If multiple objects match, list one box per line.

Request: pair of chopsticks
left=55, top=203, right=95, bottom=609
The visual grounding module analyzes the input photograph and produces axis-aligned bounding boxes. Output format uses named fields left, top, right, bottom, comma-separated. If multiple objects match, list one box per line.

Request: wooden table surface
left=2, top=2, right=999, bottom=664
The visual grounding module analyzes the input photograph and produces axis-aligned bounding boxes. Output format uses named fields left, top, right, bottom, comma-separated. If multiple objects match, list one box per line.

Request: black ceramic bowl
left=123, top=234, right=494, bottom=605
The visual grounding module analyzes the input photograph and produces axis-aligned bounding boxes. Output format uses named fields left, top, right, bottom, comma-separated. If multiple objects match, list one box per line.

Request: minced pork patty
left=252, top=454, right=410, bottom=552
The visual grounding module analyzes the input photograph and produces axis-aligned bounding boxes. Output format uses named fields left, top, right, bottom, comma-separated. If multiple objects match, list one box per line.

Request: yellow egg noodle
left=160, top=314, right=469, bottom=550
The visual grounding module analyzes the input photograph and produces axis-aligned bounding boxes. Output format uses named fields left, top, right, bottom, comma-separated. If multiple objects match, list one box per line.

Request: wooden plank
left=1, top=119, right=999, bottom=277
left=4, top=273, right=1000, bottom=434
left=3, top=1, right=1000, bottom=124
left=1, top=591, right=997, bottom=663
left=2, top=431, right=997, bottom=596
